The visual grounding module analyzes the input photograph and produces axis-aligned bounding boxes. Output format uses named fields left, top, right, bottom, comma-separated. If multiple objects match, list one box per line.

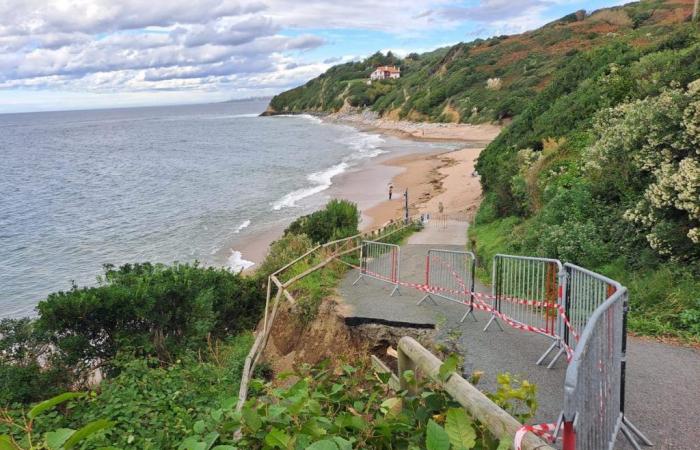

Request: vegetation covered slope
left=267, top=0, right=697, bottom=124
left=269, top=1, right=700, bottom=341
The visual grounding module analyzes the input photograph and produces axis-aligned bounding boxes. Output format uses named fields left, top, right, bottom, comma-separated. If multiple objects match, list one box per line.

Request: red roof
left=375, top=66, right=400, bottom=73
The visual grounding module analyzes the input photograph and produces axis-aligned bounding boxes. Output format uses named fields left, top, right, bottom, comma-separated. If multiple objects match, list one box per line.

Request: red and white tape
left=514, top=423, right=557, bottom=450
left=348, top=257, right=578, bottom=358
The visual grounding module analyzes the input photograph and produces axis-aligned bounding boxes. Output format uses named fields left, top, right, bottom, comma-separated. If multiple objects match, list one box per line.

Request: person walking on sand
left=388, top=184, right=394, bottom=200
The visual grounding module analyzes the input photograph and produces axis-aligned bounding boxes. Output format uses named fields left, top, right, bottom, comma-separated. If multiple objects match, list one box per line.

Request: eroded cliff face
left=261, top=296, right=436, bottom=375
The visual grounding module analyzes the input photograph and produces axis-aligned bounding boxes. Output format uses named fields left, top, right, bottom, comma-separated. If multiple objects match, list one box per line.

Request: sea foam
left=234, top=219, right=251, bottom=233
left=271, top=129, right=386, bottom=211
left=272, top=162, right=349, bottom=210
left=228, top=250, right=255, bottom=273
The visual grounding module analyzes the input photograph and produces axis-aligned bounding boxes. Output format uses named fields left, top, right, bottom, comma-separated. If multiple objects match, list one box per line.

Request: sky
left=0, top=0, right=626, bottom=113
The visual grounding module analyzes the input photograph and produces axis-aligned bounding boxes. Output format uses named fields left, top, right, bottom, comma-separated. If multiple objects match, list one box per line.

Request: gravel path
left=338, top=221, right=700, bottom=449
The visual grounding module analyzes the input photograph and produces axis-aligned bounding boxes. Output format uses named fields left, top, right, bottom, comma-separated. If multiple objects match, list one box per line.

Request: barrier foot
left=417, top=294, right=436, bottom=306
left=390, top=285, right=401, bottom=297
left=546, top=347, right=566, bottom=369
left=620, top=417, right=653, bottom=449
left=483, top=315, right=503, bottom=332
left=352, top=274, right=364, bottom=286
left=536, top=339, right=560, bottom=367
left=459, top=308, right=477, bottom=323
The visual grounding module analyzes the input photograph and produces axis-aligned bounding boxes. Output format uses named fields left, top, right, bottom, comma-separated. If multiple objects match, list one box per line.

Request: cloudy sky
left=0, top=0, right=623, bottom=113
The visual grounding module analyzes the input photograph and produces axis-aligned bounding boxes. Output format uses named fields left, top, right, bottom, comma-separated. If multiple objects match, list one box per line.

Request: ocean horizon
left=0, top=99, right=455, bottom=318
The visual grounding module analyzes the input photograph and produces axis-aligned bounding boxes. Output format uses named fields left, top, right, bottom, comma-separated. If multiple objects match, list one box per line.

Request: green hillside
left=267, top=1, right=698, bottom=124
left=269, top=0, right=700, bottom=341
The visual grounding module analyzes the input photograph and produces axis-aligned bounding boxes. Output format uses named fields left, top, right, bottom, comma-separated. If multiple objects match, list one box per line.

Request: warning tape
left=349, top=257, right=578, bottom=358
left=342, top=251, right=578, bottom=448
left=514, top=423, right=557, bottom=450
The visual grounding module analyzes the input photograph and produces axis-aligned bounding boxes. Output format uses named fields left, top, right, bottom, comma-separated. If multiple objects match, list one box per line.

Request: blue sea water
left=0, top=99, right=454, bottom=318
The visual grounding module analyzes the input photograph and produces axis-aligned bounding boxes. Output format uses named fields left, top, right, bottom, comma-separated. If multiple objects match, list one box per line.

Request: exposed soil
left=262, top=296, right=437, bottom=376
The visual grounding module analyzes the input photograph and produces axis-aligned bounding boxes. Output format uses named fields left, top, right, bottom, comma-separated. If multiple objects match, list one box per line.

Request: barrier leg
left=562, top=420, right=575, bottom=450
left=536, top=339, right=559, bottom=366
left=391, top=284, right=400, bottom=297
left=459, top=307, right=477, bottom=323
left=483, top=314, right=503, bottom=332
left=352, top=273, right=363, bottom=286
left=546, top=346, right=566, bottom=369
left=417, top=293, right=437, bottom=306
left=620, top=417, right=653, bottom=449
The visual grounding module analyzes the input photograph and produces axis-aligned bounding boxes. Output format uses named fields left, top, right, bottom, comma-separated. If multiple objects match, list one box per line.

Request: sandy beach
left=236, top=113, right=500, bottom=271
left=330, top=111, right=500, bottom=229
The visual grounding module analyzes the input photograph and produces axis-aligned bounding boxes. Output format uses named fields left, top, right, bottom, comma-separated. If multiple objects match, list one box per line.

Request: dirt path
left=337, top=224, right=700, bottom=449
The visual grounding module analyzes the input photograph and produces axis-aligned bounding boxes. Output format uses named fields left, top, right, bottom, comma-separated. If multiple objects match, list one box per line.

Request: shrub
left=0, top=319, right=71, bottom=405
left=35, top=262, right=263, bottom=376
left=285, top=199, right=359, bottom=244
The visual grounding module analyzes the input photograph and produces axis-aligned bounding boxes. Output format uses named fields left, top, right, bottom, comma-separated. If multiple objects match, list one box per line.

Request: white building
left=370, top=65, right=401, bottom=80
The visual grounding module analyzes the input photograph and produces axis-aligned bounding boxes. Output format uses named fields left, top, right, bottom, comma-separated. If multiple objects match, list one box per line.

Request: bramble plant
left=0, top=393, right=112, bottom=450
left=181, top=357, right=533, bottom=450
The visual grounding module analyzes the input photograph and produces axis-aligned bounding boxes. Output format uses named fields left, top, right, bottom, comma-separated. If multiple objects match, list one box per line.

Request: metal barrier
left=484, top=254, right=567, bottom=368
left=353, top=240, right=401, bottom=296
left=561, top=264, right=651, bottom=450
left=417, top=249, right=476, bottom=322
left=564, top=263, right=615, bottom=352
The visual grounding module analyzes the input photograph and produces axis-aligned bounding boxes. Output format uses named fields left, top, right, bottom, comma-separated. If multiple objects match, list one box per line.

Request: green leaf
left=379, top=397, right=402, bottom=418
left=64, top=420, right=113, bottom=449
left=212, top=446, right=236, bottom=450
left=241, top=406, right=262, bottom=432
left=445, top=408, right=476, bottom=450
left=264, top=428, right=291, bottom=449
left=331, top=437, right=352, bottom=450
left=28, top=392, right=86, bottom=419
left=426, top=420, right=450, bottom=450
left=193, top=420, right=207, bottom=434
left=45, top=429, right=75, bottom=449
left=438, top=355, right=459, bottom=382
left=179, top=437, right=206, bottom=450
left=0, top=436, right=19, bottom=450
left=203, top=432, right=220, bottom=450
left=220, top=396, right=237, bottom=410
left=306, top=440, right=339, bottom=450
left=497, top=436, right=513, bottom=450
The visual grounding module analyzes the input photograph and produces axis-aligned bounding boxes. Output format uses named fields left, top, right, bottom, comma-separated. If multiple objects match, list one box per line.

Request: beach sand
left=363, top=146, right=485, bottom=228
left=236, top=116, right=499, bottom=272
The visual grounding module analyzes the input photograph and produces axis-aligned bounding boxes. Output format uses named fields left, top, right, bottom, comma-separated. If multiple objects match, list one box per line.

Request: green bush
left=1, top=335, right=253, bottom=450
left=36, top=262, right=263, bottom=375
left=285, top=199, right=359, bottom=244
left=0, top=319, right=72, bottom=405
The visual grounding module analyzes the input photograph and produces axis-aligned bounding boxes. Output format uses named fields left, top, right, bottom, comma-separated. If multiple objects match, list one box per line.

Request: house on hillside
left=370, top=65, right=400, bottom=80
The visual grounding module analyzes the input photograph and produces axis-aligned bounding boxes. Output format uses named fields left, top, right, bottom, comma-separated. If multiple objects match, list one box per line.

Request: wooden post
left=694, top=0, right=698, bottom=21
left=397, top=337, right=555, bottom=450
left=397, top=345, right=418, bottom=395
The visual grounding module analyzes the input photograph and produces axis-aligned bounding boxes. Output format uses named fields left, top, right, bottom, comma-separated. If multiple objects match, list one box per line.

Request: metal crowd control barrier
left=564, top=263, right=616, bottom=352
left=353, top=240, right=400, bottom=296
left=561, top=264, right=651, bottom=450
left=417, top=249, right=476, bottom=322
left=484, top=254, right=567, bottom=368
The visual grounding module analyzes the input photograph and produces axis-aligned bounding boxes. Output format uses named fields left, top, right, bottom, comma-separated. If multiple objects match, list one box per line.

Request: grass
left=468, top=217, right=520, bottom=283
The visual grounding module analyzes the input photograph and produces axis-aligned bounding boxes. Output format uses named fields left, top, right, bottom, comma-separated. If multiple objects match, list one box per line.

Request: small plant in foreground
left=181, top=357, right=535, bottom=449
left=0, top=393, right=111, bottom=449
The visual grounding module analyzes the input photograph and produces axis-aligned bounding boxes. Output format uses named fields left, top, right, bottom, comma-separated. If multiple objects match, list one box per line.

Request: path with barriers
left=338, top=218, right=700, bottom=449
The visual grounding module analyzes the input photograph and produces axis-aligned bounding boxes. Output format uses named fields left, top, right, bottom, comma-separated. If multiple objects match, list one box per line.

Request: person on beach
left=388, top=184, right=393, bottom=200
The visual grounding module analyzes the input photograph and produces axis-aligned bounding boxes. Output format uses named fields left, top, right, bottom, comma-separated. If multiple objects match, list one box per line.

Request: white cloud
left=0, top=0, right=605, bottom=111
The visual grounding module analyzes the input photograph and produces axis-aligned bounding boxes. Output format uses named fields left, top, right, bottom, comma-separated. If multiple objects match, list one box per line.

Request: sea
left=0, top=99, right=456, bottom=318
